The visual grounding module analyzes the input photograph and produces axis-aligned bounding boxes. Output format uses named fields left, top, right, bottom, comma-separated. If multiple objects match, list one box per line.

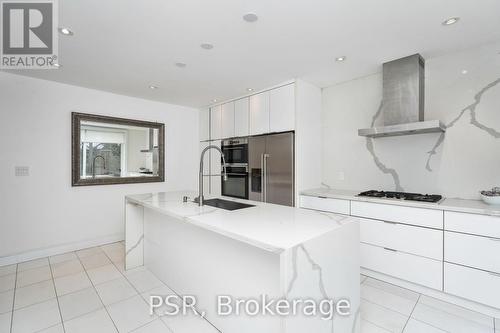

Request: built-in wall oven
left=221, top=138, right=249, bottom=199
left=221, top=165, right=249, bottom=199
left=221, top=138, right=248, bottom=164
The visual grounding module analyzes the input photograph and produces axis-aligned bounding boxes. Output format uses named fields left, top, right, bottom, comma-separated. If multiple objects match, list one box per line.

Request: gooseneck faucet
left=198, top=146, right=227, bottom=206
left=92, top=155, right=106, bottom=178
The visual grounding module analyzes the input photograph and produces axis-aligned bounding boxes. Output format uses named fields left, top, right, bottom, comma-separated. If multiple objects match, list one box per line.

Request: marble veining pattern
left=365, top=102, right=404, bottom=191
left=287, top=243, right=361, bottom=333
left=426, top=77, right=500, bottom=171
left=125, top=234, right=144, bottom=257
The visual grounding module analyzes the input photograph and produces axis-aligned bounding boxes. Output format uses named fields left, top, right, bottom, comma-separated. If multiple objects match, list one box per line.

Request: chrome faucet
left=198, top=146, right=227, bottom=206
left=92, top=155, right=106, bottom=178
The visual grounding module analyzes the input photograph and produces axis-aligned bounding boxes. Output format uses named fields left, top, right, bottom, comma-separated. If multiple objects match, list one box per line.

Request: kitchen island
left=125, top=191, right=360, bottom=333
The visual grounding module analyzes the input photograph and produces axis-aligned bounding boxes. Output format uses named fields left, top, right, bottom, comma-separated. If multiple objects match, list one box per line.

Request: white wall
left=321, top=41, right=500, bottom=199
left=0, top=72, right=199, bottom=262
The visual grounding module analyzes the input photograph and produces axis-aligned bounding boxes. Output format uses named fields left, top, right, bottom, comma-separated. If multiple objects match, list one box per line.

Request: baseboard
left=0, top=233, right=124, bottom=267
left=361, top=268, right=500, bottom=318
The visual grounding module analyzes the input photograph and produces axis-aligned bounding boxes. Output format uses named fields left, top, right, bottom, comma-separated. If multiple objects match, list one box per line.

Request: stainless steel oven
left=221, top=165, right=249, bottom=199
left=221, top=138, right=248, bottom=165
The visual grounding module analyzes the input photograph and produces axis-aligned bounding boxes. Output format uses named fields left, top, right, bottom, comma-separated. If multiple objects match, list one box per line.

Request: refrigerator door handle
left=263, top=153, right=270, bottom=202
left=260, top=154, right=264, bottom=202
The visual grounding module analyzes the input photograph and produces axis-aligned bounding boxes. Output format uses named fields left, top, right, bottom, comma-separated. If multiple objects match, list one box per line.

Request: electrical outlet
left=337, top=171, right=345, bottom=181
left=15, top=166, right=29, bottom=177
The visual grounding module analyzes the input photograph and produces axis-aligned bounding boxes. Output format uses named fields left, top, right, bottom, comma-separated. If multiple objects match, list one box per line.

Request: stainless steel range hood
left=358, top=54, right=445, bottom=138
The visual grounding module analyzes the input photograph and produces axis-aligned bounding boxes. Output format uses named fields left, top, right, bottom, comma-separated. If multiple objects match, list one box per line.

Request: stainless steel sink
left=201, top=198, right=255, bottom=211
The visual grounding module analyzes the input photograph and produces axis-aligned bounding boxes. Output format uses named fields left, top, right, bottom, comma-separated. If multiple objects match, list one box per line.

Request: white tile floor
left=0, top=242, right=498, bottom=333
left=360, top=275, right=499, bottom=333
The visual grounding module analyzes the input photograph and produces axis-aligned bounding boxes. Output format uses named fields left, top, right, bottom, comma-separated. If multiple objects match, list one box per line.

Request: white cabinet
left=361, top=243, right=442, bottom=290
left=199, top=108, right=210, bottom=141
left=221, top=102, right=235, bottom=139
left=199, top=142, right=210, bottom=175
left=445, top=211, right=500, bottom=239
left=211, top=175, right=222, bottom=196
left=210, top=105, right=222, bottom=140
left=270, top=84, right=295, bottom=132
left=299, top=195, right=350, bottom=215
left=249, top=91, right=270, bottom=135
left=210, top=140, right=222, bottom=176
left=360, top=218, right=443, bottom=260
left=444, top=262, right=500, bottom=309
left=351, top=201, right=443, bottom=229
left=445, top=231, right=500, bottom=274
left=234, top=98, right=249, bottom=137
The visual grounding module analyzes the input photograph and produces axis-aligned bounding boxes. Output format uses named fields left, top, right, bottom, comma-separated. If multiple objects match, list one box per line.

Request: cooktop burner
left=358, top=190, right=443, bottom=203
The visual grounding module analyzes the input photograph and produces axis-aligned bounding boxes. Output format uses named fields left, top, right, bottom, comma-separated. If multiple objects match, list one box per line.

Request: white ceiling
left=7, top=0, right=500, bottom=107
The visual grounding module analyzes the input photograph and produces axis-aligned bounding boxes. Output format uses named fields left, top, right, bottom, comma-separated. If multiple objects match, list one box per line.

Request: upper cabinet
left=199, top=108, right=210, bottom=141
left=210, top=105, right=222, bottom=140
left=200, top=82, right=297, bottom=142
left=270, top=84, right=295, bottom=133
left=234, top=98, right=249, bottom=137
left=221, top=102, right=235, bottom=139
left=249, top=91, right=270, bottom=135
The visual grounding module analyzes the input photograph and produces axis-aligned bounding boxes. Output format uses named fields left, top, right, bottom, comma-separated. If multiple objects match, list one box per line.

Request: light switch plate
left=15, top=166, right=29, bottom=176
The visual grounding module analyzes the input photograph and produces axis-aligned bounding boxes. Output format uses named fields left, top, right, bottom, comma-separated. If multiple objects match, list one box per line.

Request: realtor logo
left=1, top=0, right=58, bottom=69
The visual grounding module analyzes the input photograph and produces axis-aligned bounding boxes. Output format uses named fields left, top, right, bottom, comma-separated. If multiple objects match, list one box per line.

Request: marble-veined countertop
left=300, top=188, right=500, bottom=217
left=126, top=191, right=359, bottom=253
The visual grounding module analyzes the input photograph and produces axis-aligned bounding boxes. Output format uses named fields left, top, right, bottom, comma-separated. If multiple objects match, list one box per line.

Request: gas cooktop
left=358, top=190, right=443, bottom=203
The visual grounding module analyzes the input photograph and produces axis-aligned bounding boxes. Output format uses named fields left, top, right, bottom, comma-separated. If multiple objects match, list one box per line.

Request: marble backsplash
left=321, top=41, right=500, bottom=200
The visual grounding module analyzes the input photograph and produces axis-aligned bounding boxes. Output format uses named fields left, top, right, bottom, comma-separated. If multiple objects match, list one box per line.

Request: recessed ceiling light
left=58, top=27, right=74, bottom=36
left=442, top=17, right=460, bottom=26
left=246, top=88, right=254, bottom=92
left=175, top=62, right=187, bottom=68
left=149, top=85, right=159, bottom=90
left=461, top=69, right=468, bottom=75
left=335, top=56, right=347, bottom=62
left=200, top=43, right=214, bottom=50
left=243, top=13, right=259, bottom=23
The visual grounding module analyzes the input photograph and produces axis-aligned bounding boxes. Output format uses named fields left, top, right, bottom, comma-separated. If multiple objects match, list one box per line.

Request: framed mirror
left=72, top=112, right=165, bottom=186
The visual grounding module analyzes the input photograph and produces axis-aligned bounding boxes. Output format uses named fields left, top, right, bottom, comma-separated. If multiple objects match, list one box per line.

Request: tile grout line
left=361, top=318, right=393, bottom=333
left=9, top=264, right=18, bottom=333
left=102, top=246, right=180, bottom=333
left=48, top=257, right=67, bottom=333
left=102, top=247, right=164, bottom=330
left=361, top=297, right=415, bottom=319
left=401, top=294, right=421, bottom=332
left=74, top=250, right=121, bottom=333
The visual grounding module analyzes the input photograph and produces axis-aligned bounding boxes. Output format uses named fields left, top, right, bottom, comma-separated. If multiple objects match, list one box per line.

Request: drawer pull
left=317, top=196, right=328, bottom=199
left=383, top=247, right=398, bottom=252
left=489, top=272, right=500, bottom=278
left=383, top=221, right=399, bottom=225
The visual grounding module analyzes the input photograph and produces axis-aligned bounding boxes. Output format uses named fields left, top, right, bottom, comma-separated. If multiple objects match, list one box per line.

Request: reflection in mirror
left=72, top=113, right=164, bottom=186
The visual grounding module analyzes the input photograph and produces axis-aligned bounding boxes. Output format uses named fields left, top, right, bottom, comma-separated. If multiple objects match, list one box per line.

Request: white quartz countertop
left=126, top=191, right=358, bottom=253
left=300, top=188, right=500, bottom=217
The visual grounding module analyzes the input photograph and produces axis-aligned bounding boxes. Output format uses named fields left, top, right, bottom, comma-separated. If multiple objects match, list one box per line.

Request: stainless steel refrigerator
left=248, top=132, right=294, bottom=206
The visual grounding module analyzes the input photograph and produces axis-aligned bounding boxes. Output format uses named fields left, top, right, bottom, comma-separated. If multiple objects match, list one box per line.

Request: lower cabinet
left=360, top=218, right=443, bottom=260
left=211, top=175, right=221, bottom=196
left=361, top=242, right=443, bottom=290
left=444, top=262, right=500, bottom=309
left=445, top=231, right=500, bottom=274
left=299, top=195, right=350, bottom=215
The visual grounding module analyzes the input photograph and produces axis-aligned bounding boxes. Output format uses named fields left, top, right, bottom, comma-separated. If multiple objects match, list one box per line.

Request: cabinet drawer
left=299, top=195, right=350, bottom=215
left=445, top=211, right=500, bottom=239
left=444, top=262, right=500, bottom=309
left=351, top=201, right=443, bottom=229
left=361, top=243, right=442, bottom=290
left=361, top=219, right=442, bottom=260
left=445, top=231, right=500, bottom=274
